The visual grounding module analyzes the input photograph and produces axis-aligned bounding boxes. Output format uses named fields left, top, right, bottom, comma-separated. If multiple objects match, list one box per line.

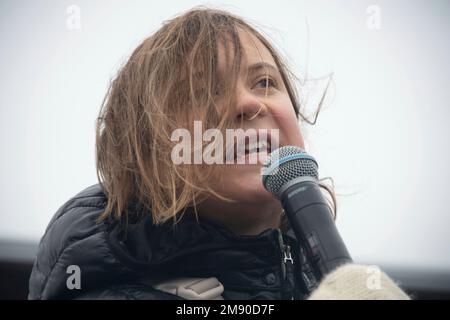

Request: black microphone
left=262, top=146, right=352, bottom=282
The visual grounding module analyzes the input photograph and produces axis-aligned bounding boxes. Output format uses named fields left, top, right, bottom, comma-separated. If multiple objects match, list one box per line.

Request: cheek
left=271, top=97, right=305, bottom=148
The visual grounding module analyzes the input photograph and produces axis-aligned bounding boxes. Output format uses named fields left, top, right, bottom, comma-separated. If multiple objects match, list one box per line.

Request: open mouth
left=243, top=140, right=271, bottom=156
left=232, top=131, right=277, bottom=163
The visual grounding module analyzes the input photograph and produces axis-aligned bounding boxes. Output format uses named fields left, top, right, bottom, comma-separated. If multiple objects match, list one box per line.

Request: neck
left=196, top=199, right=283, bottom=236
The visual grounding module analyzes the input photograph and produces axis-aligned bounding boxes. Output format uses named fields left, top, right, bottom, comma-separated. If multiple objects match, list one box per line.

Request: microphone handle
left=281, top=180, right=353, bottom=282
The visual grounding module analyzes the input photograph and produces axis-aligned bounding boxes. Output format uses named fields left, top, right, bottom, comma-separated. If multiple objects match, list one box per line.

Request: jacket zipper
left=277, top=230, right=295, bottom=300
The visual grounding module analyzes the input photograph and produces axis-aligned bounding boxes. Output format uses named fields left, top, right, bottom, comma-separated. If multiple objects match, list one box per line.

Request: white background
left=1, top=0, right=449, bottom=272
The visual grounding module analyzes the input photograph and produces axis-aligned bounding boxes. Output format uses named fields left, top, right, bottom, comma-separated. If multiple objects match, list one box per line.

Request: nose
left=234, top=85, right=268, bottom=121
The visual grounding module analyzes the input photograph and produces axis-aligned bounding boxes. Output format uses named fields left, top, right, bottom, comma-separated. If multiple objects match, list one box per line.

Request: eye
left=254, top=76, right=277, bottom=89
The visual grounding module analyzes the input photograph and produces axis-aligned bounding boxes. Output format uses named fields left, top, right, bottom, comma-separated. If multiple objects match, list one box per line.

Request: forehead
left=217, top=28, right=277, bottom=74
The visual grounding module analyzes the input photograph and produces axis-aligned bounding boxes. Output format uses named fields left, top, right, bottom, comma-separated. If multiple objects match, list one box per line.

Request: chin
left=229, top=169, right=275, bottom=203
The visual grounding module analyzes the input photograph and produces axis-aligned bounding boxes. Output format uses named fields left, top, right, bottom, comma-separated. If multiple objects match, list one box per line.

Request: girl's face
left=198, top=29, right=305, bottom=233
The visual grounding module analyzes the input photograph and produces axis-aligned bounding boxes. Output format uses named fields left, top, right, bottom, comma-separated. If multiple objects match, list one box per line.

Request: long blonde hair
left=95, top=7, right=336, bottom=225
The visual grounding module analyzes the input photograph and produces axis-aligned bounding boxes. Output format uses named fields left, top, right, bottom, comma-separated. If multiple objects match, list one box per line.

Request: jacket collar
left=106, top=209, right=301, bottom=299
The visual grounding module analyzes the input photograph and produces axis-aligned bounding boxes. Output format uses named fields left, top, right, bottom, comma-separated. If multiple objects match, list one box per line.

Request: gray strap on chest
left=154, top=277, right=224, bottom=300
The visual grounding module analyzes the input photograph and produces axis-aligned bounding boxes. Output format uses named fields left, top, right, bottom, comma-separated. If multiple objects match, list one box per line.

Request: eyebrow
left=184, top=62, right=280, bottom=84
left=246, top=62, right=280, bottom=76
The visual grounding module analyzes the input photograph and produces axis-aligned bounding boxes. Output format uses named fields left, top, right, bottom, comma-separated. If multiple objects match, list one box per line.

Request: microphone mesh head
left=262, top=146, right=319, bottom=198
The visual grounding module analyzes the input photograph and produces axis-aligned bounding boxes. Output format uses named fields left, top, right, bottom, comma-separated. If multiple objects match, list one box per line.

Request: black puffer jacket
left=28, top=184, right=317, bottom=300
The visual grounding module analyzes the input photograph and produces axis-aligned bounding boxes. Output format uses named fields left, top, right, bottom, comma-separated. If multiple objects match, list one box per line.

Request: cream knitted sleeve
left=307, top=264, right=410, bottom=300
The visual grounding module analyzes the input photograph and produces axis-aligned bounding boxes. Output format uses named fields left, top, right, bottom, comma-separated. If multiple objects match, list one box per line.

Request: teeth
left=245, top=141, right=270, bottom=154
